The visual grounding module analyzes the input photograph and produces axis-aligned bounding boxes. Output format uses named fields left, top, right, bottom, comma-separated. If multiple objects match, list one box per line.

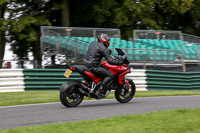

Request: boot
left=95, top=85, right=104, bottom=98
left=95, top=77, right=112, bottom=98
left=101, top=76, right=113, bottom=87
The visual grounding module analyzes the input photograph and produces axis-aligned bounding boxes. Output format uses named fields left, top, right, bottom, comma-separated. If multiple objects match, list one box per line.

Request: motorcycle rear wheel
left=115, top=80, right=136, bottom=103
left=60, top=85, right=84, bottom=107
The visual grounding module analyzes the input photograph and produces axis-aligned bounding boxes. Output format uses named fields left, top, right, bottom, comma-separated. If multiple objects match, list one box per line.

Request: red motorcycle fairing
left=101, top=61, right=128, bottom=75
left=118, top=69, right=131, bottom=85
left=70, top=66, right=102, bottom=83
left=70, top=67, right=76, bottom=71
left=101, top=61, right=131, bottom=86
left=84, top=71, right=103, bottom=83
left=70, top=61, right=130, bottom=85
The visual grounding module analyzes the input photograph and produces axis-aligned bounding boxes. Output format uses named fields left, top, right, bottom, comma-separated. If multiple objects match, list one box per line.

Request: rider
left=83, top=33, right=124, bottom=97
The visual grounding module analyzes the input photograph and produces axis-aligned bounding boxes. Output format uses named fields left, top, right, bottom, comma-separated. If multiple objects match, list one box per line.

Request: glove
left=108, top=49, right=112, bottom=54
left=119, top=55, right=126, bottom=60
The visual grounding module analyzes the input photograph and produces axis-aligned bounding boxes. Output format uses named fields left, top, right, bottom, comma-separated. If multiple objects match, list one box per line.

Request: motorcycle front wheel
left=115, top=79, right=136, bottom=103
left=60, top=85, right=84, bottom=107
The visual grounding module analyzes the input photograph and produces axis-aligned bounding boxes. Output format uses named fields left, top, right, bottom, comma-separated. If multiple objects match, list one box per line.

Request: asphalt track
left=0, top=95, right=200, bottom=129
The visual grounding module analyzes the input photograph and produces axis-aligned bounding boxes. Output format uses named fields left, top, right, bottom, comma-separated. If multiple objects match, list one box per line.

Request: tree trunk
left=0, top=30, right=5, bottom=69
left=33, top=42, right=42, bottom=68
left=0, top=4, right=6, bottom=68
left=51, top=55, right=56, bottom=66
left=61, top=0, right=70, bottom=26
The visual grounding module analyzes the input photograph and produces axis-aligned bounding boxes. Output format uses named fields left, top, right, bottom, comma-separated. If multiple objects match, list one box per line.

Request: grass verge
left=0, top=108, right=200, bottom=133
left=0, top=91, right=200, bottom=107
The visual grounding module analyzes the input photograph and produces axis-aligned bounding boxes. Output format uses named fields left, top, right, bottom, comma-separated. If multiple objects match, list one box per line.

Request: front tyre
left=60, top=85, right=84, bottom=107
left=115, top=80, right=136, bottom=103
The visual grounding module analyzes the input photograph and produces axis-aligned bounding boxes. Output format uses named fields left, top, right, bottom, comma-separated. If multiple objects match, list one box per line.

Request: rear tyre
left=60, top=85, right=84, bottom=107
left=115, top=80, right=136, bottom=103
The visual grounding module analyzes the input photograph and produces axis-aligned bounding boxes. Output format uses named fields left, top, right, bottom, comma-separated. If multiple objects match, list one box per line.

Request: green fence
left=146, top=70, right=200, bottom=90
left=22, top=69, right=200, bottom=91
left=23, top=69, right=82, bottom=91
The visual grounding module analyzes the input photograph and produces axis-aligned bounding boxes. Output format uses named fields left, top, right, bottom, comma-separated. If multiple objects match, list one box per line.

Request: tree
left=0, top=0, right=197, bottom=69
left=0, top=0, right=71, bottom=68
left=6, top=0, right=51, bottom=68
left=41, top=0, right=70, bottom=26
left=61, top=0, right=70, bottom=26
left=187, top=0, right=200, bottom=36
left=69, top=0, right=194, bottom=39
left=169, top=0, right=200, bottom=36
left=0, top=0, right=7, bottom=68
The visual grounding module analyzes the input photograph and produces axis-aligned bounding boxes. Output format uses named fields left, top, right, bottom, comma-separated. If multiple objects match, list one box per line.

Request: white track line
left=0, top=99, right=115, bottom=109
left=1, top=96, right=199, bottom=109
left=0, top=102, right=60, bottom=109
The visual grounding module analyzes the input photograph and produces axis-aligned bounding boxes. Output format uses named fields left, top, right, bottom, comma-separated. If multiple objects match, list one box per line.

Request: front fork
left=121, top=78, right=130, bottom=96
left=124, top=78, right=130, bottom=89
left=124, top=78, right=128, bottom=89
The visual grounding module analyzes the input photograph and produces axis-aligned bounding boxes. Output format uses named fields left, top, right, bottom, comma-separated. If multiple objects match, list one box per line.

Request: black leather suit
left=83, top=41, right=123, bottom=88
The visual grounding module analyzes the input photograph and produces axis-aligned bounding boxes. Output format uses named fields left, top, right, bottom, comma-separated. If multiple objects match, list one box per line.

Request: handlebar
left=115, top=48, right=129, bottom=65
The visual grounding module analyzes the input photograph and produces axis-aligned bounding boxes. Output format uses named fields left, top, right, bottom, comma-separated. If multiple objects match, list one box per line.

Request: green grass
left=0, top=108, right=200, bottom=133
left=0, top=91, right=60, bottom=107
left=0, top=91, right=200, bottom=107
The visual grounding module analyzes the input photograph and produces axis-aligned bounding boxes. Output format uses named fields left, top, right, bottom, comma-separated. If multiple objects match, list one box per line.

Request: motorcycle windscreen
left=115, top=48, right=125, bottom=55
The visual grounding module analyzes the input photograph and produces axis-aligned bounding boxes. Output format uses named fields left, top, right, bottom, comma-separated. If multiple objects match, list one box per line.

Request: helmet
left=97, top=33, right=110, bottom=47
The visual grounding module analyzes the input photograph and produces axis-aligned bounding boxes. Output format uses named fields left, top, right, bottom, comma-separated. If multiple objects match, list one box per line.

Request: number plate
left=64, top=69, right=72, bottom=78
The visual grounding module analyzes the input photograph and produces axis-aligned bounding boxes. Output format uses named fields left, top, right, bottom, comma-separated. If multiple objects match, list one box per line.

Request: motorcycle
left=60, top=48, right=136, bottom=107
